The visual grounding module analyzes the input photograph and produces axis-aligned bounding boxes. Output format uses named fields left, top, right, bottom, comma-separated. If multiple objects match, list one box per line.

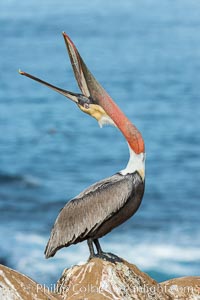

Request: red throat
left=93, top=90, right=145, bottom=154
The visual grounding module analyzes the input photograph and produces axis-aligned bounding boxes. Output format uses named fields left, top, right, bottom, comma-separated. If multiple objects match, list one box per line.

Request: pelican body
left=19, top=33, right=145, bottom=259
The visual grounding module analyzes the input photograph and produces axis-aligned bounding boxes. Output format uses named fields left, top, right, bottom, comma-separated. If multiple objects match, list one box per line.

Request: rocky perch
left=0, top=255, right=200, bottom=300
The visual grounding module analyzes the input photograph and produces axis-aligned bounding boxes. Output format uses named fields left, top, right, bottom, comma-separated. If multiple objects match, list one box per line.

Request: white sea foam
left=16, top=232, right=46, bottom=245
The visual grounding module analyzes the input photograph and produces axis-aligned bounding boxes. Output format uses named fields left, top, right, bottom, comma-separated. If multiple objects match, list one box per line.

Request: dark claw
left=89, top=252, right=123, bottom=263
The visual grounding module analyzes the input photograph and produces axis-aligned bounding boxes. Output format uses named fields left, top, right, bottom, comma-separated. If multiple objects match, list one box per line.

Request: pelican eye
left=78, top=95, right=93, bottom=109
left=83, top=103, right=90, bottom=109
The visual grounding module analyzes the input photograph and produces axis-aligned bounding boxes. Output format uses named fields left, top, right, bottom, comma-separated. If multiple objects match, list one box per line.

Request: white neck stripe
left=120, top=145, right=145, bottom=180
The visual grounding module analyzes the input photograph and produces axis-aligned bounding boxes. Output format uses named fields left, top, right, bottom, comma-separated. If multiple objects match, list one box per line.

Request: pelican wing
left=45, top=173, right=136, bottom=258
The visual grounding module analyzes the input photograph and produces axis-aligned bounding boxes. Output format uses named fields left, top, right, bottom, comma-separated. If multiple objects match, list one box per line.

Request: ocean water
left=0, top=0, right=200, bottom=285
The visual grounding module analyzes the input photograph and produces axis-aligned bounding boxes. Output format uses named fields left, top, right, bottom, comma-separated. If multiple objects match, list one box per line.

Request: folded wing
left=45, top=173, right=137, bottom=258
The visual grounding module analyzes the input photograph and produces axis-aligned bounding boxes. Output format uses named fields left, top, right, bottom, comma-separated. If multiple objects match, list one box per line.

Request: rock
left=57, top=255, right=200, bottom=300
left=57, top=255, right=169, bottom=299
left=0, top=264, right=61, bottom=300
left=161, top=276, right=200, bottom=300
left=1, top=256, right=200, bottom=300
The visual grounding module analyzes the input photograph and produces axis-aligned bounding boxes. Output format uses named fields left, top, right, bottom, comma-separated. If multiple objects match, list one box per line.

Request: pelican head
left=19, top=32, right=144, bottom=154
left=19, top=69, right=114, bottom=128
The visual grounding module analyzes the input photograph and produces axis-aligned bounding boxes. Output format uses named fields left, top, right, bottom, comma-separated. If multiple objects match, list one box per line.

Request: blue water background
left=0, top=0, right=200, bottom=285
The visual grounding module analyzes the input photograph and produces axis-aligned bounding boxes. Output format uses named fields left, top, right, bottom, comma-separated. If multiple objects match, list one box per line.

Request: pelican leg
left=87, top=238, right=95, bottom=258
left=94, top=239, right=103, bottom=255
left=94, top=239, right=123, bottom=263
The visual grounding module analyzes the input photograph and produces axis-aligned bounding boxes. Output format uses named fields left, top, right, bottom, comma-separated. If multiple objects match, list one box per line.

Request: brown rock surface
left=57, top=256, right=200, bottom=300
left=57, top=256, right=169, bottom=299
left=1, top=256, right=200, bottom=300
left=0, top=264, right=61, bottom=300
left=160, top=276, right=200, bottom=300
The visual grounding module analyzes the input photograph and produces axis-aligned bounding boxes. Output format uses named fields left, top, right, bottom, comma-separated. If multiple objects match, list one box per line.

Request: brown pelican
left=19, top=33, right=145, bottom=259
